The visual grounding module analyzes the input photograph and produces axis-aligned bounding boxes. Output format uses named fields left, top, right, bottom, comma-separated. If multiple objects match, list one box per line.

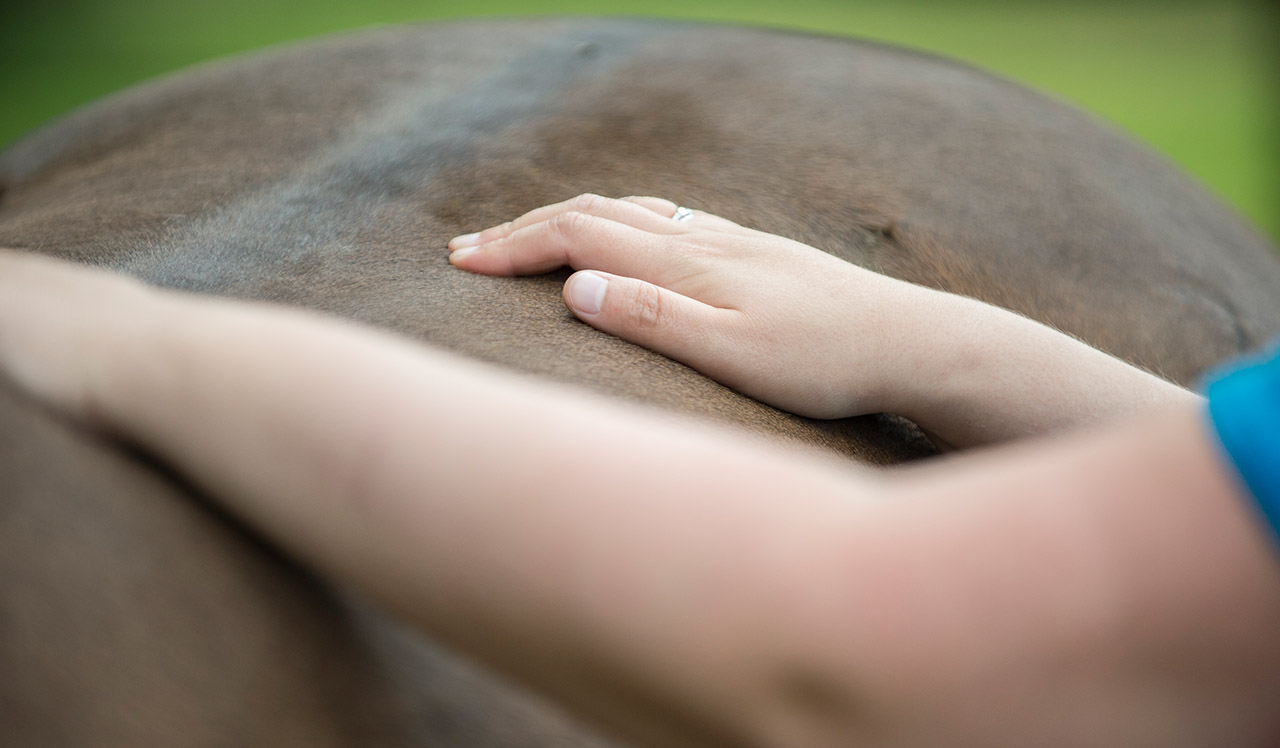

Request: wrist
left=851, top=279, right=967, bottom=424
left=879, top=286, right=1198, bottom=448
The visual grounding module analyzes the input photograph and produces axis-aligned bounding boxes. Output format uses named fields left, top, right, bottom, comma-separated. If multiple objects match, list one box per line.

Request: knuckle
left=628, top=282, right=667, bottom=332
left=549, top=210, right=594, bottom=240
left=570, top=193, right=607, bottom=213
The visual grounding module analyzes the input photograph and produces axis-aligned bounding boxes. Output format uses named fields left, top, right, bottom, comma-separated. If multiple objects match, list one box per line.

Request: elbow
left=726, top=517, right=906, bottom=748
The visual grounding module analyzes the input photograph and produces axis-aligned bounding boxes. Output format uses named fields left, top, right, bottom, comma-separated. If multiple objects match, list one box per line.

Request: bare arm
left=448, top=194, right=1197, bottom=448
left=2, top=249, right=1278, bottom=746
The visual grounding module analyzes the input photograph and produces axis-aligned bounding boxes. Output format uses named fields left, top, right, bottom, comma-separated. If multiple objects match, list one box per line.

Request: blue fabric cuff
left=1205, top=345, right=1280, bottom=548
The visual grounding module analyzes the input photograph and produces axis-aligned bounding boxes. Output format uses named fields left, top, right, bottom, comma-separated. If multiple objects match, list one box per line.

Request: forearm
left=0, top=251, right=895, bottom=744
left=879, top=283, right=1199, bottom=448
left=91, top=289, right=892, bottom=747
left=101, top=292, right=1280, bottom=746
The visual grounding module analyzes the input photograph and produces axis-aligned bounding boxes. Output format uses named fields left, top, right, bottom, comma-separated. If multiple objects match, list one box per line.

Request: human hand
left=447, top=194, right=922, bottom=420
left=447, top=194, right=1200, bottom=447
left=0, top=249, right=161, bottom=424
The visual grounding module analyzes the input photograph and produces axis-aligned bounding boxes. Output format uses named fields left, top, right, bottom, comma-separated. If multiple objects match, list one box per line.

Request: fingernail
left=449, top=246, right=478, bottom=263
left=450, top=232, right=483, bottom=249
left=567, top=272, right=607, bottom=316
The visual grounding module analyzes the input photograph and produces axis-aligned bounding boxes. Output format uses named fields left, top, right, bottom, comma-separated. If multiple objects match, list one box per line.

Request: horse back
left=2, top=18, right=1278, bottom=747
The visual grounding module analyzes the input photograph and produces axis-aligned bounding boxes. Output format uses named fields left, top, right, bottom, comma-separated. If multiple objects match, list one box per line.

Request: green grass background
left=2, top=0, right=1275, bottom=241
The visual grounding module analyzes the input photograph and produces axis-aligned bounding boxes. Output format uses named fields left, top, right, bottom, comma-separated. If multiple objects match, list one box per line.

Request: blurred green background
left=2, top=0, right=1275, bottom=241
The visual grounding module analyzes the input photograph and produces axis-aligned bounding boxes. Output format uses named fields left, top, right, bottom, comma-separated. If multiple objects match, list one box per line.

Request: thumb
left=563, top=270, right=725, bottom=365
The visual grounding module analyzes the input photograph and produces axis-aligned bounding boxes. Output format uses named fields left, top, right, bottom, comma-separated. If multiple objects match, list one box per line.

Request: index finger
left=449, top=210, right=680, bottom=283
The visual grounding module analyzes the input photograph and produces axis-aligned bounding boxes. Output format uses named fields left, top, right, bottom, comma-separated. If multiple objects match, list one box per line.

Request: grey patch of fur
left=119, top=25, right=651, bottom=294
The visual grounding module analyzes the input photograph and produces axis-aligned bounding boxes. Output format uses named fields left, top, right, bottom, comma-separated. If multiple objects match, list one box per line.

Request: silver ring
left=672, top=206, right=694, bottom=222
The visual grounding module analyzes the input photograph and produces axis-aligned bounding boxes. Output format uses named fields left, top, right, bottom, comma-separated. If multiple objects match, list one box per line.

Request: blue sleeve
left=1205, top=342, right=1280, bottom=548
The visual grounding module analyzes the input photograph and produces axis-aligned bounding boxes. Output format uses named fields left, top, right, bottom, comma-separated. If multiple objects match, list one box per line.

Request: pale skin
left=1, top=194, right=1279, bottom=746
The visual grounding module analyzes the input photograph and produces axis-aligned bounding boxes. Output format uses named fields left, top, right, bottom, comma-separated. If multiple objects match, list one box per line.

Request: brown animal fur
left=2, top=18, right=1278, bottom=747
